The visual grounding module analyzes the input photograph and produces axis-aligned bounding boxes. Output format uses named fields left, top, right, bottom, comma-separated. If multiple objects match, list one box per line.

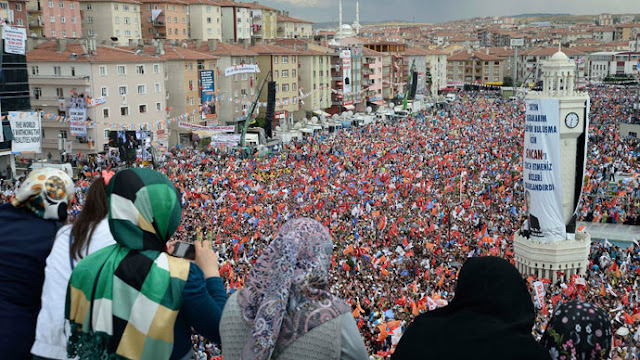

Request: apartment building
left=329, top=46, right=364, bottom=113
left=5, top=0, right=28, bottom=27
left=220, top=1, right=250, bottom=43
left=26, top=0, right=82, bottom=38
left=447, top=50, right=504, bottom=85
left=185, top=0, right=221, bottom=41
left=276, top=11, right=312, bottom=39
left=404, top=47, right=430, bottom=95
left=246, top=1, right=277, bottom=41
left=362, top=47, right=384, bottom=105
left=140, top=0, right=189, bottom=40
left=252, top=43, right=302, bottom=125
left=425, top=49, right=447, bottom=95
left=27, top=40, right=166, bottom=155
left=193, top=40, right=258, bottom=124
left=79, top=0, right=142, bottom=46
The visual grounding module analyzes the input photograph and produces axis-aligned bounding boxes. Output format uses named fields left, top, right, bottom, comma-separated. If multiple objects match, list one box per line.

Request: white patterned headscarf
left=237, top=218, right=351, bottom=360
left=12, top=167, right=74, bottom=221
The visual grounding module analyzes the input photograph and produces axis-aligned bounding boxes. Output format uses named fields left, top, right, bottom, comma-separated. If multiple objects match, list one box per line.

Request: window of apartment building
left=70, top=2, right=74, bottom=9
left=182, top=17, right=186, bottom=24
left=101, top=87, right=108, bottom=96
left=33, top=87, right=42, bottom=99
left=188, top=80, right=194, bottom=90
left=50, top=15, right=55, bottom=22
left=103, top=108, right=110, bottom=118
left=167, top=16, right=171, bottom=23
left=292, top=56, right=296, bottom=63
left=135, top=65, right=145, bottom=75
left=124, top=17, right=130, bottom=24
left=60, top=16, right=65, bottom=23
left=207, top=17, right=211, bottom=24
left=87, top=16, right=93, bottom=23
left=148, top=28, right=153, bottom=34
left=274, top=56, right=278, bottom=64
left=17, top=18, right=24, bottom=26
left=282, top=70, right=288, bottom=78
left=86, top=3, right=91, bottom=10
left=241, top=73, right=247, bottom=81
left=153, top=64, right=160, bottom=74
left=118, top=86, right=128, bottom=95
left=134, top=17, right=138, bottom=24
left=139, top=104, right=147, bottom=113
left=71, top=17, right=76, bottom=23
left=274, top=84, right=278, bottom=92
left=207, top=28, right=213, bottom=34
left=99, top=66, right=107, bottom=76
left=137, top=85, right=146, bottom=94
left=53, top=66, right=61, bottom=75
left=174, top=16, right=177, bottom=22
left=125, top=30, right=131, bottom=36
left=282, top=84, right=289, bottom=92
left=59, top=130, right=67, bottom=139
left=155, top=83, right=161, bottom=93
left=156, top=102, right=162, bottom=111
left=135, top=30, right=140, bottom=37
left=123, top=5, right=129, bottom=11
left=274, top=70, right=278, bottom=78
left=114, top=4, right=118, bottom=10
left=292, top=69, right=296, bottom=77
left=115, top=30, right=121, bottom=36
left=117, top=65, right=127, bottom=75
left=69, top=67, right=75, bottom=76
left=183, top=28, right=186, bottom=35
left=147, top=5, right=151, bottom=10
left=120, top=106, right=129, bottom=116
left=282, top=56, right=288, bottom=64
left=48, top=0, right=53, bottom=7
left=292, top=83, right=296, bottom=90
left=59, top=1, right=63, bottom=8
left=61, top=29, right=66, bottom=37
left=88, top=28, right=94, bottom=36
left=15, top=3, right=21, bottom=11
left=189, top=98, right=195, bottom=106
left=115, top=16, right=119, bottom=24
left=168, top=28, right=172, bottom=35
left=31, top=66, right=39, bottom=75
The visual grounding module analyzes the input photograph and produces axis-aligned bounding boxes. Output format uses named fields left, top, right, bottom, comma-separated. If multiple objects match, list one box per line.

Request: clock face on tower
left=565, top=112, right=579, bottom=129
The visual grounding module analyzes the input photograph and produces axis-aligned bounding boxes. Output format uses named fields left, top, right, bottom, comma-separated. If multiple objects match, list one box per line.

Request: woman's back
left=32, top=219, right=115, bottom=358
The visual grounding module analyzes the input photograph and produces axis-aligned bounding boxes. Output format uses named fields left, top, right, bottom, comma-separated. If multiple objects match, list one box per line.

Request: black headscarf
left=392, top=256, right=551, bottom=360
left=541, top=301, right=612, bottom=360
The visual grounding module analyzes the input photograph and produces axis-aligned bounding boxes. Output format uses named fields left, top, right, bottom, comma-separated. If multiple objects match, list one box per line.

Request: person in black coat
left=392, top=256, right=551, bottom=360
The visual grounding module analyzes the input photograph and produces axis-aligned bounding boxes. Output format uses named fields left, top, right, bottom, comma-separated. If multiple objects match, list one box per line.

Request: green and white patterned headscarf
left=66, top=168, right=190, bottom=360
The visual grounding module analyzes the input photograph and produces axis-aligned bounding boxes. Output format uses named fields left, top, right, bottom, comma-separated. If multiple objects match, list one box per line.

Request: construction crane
left=236, top=71, right=272, bottom=157
left=403, top=60, right=416, bottom=111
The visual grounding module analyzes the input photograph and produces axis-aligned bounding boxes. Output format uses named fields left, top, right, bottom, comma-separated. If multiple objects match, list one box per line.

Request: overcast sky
left=259, top=0, right=639, bottom=24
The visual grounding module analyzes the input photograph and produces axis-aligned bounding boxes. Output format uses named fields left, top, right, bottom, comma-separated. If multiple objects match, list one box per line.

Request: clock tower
left=513, top=49, right=591, bottom=283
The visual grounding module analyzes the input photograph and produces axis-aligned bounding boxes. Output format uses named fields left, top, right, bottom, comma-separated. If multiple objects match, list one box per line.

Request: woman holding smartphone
left=66, top=168, right=227, bottom=360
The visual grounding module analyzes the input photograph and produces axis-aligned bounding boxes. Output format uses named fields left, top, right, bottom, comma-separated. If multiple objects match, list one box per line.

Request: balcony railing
left=152, top=21, right=165, bottom=26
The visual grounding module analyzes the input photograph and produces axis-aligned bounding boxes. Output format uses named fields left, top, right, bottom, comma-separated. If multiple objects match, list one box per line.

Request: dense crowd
left=2, top=85, right=639, bottom=359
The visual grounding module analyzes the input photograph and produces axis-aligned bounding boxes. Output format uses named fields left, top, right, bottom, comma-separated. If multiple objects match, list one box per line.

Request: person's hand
left=166, top=239, right=178, bottom=256
left=195, top=240, right=220, bottom=278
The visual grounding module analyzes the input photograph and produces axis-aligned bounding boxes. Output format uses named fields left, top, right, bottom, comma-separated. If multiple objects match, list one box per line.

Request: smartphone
left=173, top=241, right=196, bottom=260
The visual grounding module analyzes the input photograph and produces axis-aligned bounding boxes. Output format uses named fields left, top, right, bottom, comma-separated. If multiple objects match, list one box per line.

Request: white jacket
left=31, top=218, right=116, bottom=359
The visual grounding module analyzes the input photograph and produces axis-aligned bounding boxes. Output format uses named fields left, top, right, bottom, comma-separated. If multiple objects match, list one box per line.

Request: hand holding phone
left=195, top=240, right=220, bottom=278
left=172, top=241, right=196, bottom=260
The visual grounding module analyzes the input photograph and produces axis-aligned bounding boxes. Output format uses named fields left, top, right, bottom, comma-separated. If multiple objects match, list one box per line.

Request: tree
left=503, top=76, right=514, bottom=87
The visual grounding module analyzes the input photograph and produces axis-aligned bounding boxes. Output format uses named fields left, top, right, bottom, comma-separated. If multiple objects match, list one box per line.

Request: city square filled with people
left=1, top=85, right=639, bottom=360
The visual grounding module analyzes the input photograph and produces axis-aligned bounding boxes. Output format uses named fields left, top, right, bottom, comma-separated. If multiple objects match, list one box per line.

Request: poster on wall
left=523, top=99, right=565, bottom=243
left=340, top=50, right=353, bottom=105
left=8, top=111, right=41, bottom=153
left=2, top=25, right=27, bottom=55
left=200, top=70, right=216, bottom=118
left=68, top=96, right=87, bottom=137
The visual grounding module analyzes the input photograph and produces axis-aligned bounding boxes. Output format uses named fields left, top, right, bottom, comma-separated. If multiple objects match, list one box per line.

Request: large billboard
left=200, top=70, right=216, bottom=119
left=68, top=96, right=87, bottom=137
left=523, top=99, right=565, bottom=243
left=341, top=50, right=353, bottom=105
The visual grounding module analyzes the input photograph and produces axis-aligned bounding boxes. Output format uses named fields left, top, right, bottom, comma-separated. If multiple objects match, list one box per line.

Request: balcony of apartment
left=28, top=14, right=44, bottom=29
left=152, top=16, right=166, bottom=27
left=30, top=96, right=64, bottom=108
left=30, top=75, right=91, bottom=86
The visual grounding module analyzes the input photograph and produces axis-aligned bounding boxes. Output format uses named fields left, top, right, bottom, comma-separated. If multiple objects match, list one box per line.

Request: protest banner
left=8, top=112, right=41, bottom=153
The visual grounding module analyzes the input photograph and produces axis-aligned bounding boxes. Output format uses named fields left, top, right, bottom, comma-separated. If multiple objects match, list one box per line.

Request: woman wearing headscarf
left=220, top=217, right=368, bottom=360
left=541, top=300, right=612, bottom=360
left=32, top=173, right=116, bottom=359
left=66, top=168, right=227, bottom=360
left=0, top=167, right=74, bottom=359
left=392, top=256, right=551, bottom=360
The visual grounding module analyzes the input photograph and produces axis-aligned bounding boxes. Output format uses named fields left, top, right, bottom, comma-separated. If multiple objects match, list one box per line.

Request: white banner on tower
left=523, top=99, right=566, bottom=243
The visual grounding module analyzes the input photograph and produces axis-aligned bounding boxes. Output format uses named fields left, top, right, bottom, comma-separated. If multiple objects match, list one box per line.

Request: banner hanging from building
left=340, top=50, right=353, bottom=105
left=2, top=25, right=27, bottom=55
left=200, top=70, right=216, bottom=118
left=523, top=99, right=566, bottom=243
left=178, top=122, right=233, bottom=132
left=224, top=64, right=260, bottom=77
left=68, top=96, right=87, bottom=137
left=210, top=134, right=241, bottom=145
left=8, top=111, right=41, bottom=153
